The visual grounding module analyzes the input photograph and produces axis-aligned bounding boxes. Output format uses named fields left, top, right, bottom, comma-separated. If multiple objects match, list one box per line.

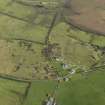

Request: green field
left=0, top=0, right=105, bottom=105
left=1, top=71, right=105, bottom=105
left=22, top=71, right=105, bottom=105
left=49, top=22, right=102, bottom=70
left=56, top=71, right=105, bottom=105
left=0, top=0, right=56, bottom=43
left=24, top=80, right=57, bottom=105
left=0, top=78, right=27, bottom=105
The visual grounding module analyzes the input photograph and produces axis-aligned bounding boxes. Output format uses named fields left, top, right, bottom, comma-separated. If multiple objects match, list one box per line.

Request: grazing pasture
left=0, top=78, right=28, bottom=105
left=0, top=0, right=105, bottom=105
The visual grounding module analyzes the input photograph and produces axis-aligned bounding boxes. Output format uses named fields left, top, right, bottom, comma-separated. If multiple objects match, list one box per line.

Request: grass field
left=0, top=78, right=28, bottom=105
left=0, top=39, right=57, bottom=79
left=0, top=0, right=105, bottom=105
left=21, top=71, right=105, bottom=105
left=56, top=71, right=105, bottom=105
left=1, top=71, right=105, bottom=105
left=24, top=80, right=57, bottom=105
left=49, top=22, right=102, bottom=70
left=0, top=0, right=57, bottom=43
left=0, top=0, right=105, bottom=77
left=0, top=0, right=61, bottom=79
